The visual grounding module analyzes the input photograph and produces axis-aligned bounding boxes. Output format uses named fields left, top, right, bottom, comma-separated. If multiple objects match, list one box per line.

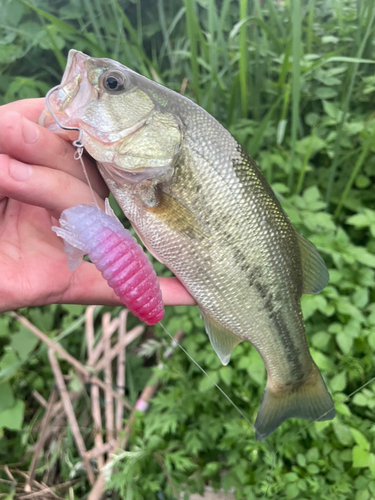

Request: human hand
left=0, top=98, right=196, bottom=313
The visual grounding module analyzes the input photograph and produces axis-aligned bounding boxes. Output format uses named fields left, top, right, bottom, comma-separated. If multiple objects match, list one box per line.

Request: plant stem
left=288, top=0, right=302, bottom=190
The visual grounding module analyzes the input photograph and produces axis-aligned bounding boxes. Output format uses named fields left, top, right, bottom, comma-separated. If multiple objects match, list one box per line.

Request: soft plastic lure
left=52, top=200, right=164, bottom=325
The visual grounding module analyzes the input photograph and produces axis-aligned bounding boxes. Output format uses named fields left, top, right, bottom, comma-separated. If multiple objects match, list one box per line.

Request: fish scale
left=40, top=49, right=335, bottom=440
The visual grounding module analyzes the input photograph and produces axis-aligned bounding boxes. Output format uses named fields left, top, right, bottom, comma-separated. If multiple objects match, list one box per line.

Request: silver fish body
left=40, top=50, right=335, bottom=439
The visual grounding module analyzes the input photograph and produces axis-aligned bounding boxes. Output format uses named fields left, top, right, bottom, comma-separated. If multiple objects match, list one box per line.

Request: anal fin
left=201, top=310, right=242, bottom=366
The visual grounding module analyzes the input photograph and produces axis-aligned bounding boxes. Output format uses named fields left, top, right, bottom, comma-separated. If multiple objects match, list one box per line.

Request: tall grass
left=4, top=0, right=375, bottom=210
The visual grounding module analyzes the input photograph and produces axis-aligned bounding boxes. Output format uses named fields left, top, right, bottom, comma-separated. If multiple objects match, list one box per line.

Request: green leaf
left=0, top=400, right=24, bottom=431
left=334, top=422, right=353, bottom=446
left=286, top=483, right=300, bottom=500
left=330, top=372, right=346, bottom=392
left=336, top=332, right=353, bottom=355
left=0, top=382, right=15, bottom=412
left=353, top=446, right=371, bottom=468
left=353, top=288, right=369, bottom=308
left=296, top=453, right=306, bottom=467
left=315, top=87, right=338, bottom=99
left=310, top=349, right=334, bottom=371
left=323, top=100, right=340, bottom=121
left=198, top=371, right=218, bottom=392
left=352, top=394, right=369, bottom=407
left=219, top=366, right=233, bottom=386
left=11, top=328, right=39, bottom=360
left=351, top=429, right=370, bottom=451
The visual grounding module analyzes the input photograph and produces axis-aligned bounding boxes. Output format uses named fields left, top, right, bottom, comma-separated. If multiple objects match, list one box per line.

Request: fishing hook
left=45, top=85, right=100, bottom=209
left=45, top=85, right=84, bottom=149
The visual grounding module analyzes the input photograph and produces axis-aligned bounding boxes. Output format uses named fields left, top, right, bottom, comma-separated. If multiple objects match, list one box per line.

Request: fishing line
left=263, top=373, right=375, bottom=499
left=45, top=85, right=100, bottom=210
left=160, top=320, right=278, bottom=499
left=159, top=321, right=254, bottom=428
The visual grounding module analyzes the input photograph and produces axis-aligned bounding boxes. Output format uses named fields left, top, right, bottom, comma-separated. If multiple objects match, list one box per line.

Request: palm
left=0, top=98, right=195, bottom=312
left=0, top=200, right=78, bottom=310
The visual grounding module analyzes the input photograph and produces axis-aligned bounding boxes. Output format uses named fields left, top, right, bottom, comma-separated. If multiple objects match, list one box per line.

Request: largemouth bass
left=40, top=49, right=335, bottom=440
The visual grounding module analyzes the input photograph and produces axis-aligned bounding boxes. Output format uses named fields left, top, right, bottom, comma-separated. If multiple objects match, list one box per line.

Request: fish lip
left=40, top=50, right=97, bottom=137
left=61, top=50, right=90, bottom=87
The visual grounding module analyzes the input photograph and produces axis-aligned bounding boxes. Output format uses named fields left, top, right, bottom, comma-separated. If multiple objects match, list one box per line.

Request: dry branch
left=11, top=312, right=133, bottom=411
left=85, top=440, right=117, bottom=459
left=48, top=349, right=95, bottom=486
left=116, top=310, right=127, bottom=432
left=31, top=390, right=47, bottom=408
left=94, top=324, right=143, bottom=372
left=86, top=306, right=105, bottom=470
left=25, top=389, right=58, bottom=493
left=88, top=317, right=120, bottom=366
left=103, top=313, right=114, bottom=443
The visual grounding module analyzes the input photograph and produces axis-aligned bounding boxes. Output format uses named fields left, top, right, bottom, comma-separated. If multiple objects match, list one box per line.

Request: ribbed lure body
left=52, top=200, right=164, bottom=325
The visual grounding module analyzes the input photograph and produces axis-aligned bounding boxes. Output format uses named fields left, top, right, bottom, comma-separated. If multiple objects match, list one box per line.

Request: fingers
left=60, top=263, right=196, bottom=307
left=1, top=98, right=46, bottom=123
left=0, top=110, right=108, bottom=199
left=0, top=154, right=104, bottom=220
left=158, top=277, right=197, bottom=306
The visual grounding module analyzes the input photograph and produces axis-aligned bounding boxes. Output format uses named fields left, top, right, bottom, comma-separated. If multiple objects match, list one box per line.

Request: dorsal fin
left=294, top=229, right=329, bottom=295
left=200, top=310, right=242, bottom=365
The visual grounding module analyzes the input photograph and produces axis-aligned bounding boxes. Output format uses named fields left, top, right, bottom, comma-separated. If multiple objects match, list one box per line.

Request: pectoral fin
left=201, top=310, right=242, bottom=365
left=295, top=230, right=329, bottom=294
left=147, top=189, right=209, bottom=240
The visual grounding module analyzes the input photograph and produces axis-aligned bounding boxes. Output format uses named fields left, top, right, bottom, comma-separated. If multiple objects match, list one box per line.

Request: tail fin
left=254, top=362, right=335, bottom=441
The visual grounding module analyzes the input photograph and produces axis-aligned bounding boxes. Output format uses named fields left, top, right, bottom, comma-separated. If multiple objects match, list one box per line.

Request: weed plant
left=0, top=0, right=375, bottom=499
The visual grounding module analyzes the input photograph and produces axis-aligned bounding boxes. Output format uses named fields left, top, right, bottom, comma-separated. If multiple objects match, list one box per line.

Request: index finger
left=1, top=98, right=46, bottom=123
left=0, top=108, right=108, bottom=200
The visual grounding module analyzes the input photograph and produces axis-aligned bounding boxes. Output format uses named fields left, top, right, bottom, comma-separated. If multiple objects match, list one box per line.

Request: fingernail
left=9, top=159, right=32, bottom=181
left=22, top=117, right=40, bottom=144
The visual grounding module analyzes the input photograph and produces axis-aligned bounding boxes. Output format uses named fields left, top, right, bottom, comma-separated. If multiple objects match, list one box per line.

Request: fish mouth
left=39, top=50, right=97, bottom=140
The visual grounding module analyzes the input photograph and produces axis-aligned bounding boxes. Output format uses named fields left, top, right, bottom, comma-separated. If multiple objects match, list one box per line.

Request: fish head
left=39, top=49, right=183, bottom=184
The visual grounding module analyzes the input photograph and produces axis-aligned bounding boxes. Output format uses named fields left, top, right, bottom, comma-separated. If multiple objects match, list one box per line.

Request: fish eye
left=102, top=71, right=126, bottom=92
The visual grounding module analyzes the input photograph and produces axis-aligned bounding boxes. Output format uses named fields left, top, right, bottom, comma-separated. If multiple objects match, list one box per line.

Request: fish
left=52, top=199, right=164, bottom=325
left=39, top=49, right=335, bottom=440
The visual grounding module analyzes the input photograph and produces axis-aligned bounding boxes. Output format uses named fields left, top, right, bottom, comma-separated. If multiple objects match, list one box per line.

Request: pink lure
left=52, top=200, right=164, bottom=325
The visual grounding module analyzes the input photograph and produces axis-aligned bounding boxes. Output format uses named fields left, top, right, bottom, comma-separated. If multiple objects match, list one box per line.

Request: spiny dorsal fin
left=295, top=229, right=329, bottom=295
left=200, top=310, right=242, bottom=366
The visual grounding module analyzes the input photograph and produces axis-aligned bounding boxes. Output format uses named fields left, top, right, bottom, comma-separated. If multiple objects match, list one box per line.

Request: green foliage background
left=1, top=0, right=375, bottom=499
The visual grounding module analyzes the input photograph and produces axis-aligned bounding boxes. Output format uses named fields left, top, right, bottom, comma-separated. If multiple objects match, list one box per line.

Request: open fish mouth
left=38, top=50, right=96, bottom=140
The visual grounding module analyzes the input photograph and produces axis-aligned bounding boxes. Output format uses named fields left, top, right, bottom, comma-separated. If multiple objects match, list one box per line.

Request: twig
left=103, top=313, right=114, bottom=443
left=31, top=390, right=48, bottom=408
left=48, top=350, right=95, bottom=486
left=18, top=489, right=64, bottom=500
left=94, top=325, right=144, bottom=373
left=85, top=440, right=117, bottom=459
left=86, top=306, right=105, bottom=470
left=11, top=312, right=133, bottom=411
left=13, top=470, right=62, bottom=499
left=116, top=310, right=127, bottom=433
left=119, top=331, right=185, bottom=450
left=88, top=317, right=120, bottom=367
left=25, top=389, right=58, bottom=492
left=85, top=306, right=96, bottom=359
left=87, top=330, right=185, bottom=500
left=4, top=466, right=15, bottom=483
left=87, top=475, right=105, bottom=500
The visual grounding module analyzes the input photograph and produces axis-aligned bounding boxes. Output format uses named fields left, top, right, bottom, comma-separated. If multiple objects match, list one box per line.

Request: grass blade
left=334, top=133, right=374, bottom=218
left=288, top=0, right=302, bottom=190
left=183, top=0, right=200, bottom=103
left=239, top=0, right=248, bottom=117
left=325, top=0, right=375, bottom=204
